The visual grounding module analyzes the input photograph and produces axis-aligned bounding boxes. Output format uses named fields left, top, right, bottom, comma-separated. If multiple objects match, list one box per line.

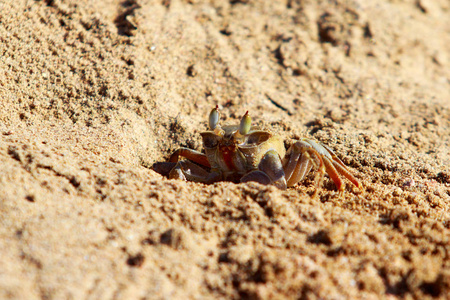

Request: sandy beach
left=0, top=0, right=449, bottom=298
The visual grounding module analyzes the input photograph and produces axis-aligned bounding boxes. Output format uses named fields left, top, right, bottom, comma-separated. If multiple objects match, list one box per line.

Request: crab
left=153, top=106, right=360, bottom=194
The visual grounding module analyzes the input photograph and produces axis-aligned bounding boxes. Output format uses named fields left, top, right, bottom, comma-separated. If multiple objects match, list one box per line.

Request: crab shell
left=200, top=125, right=285, bottom=182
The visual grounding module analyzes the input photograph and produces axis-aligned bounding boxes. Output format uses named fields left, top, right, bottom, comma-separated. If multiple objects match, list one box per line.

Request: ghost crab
left=155, top=106, right=360, bottom=195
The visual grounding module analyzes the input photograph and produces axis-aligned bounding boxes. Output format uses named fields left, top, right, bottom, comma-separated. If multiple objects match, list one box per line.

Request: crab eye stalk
left=239, top=111, right=251, bottom=135
left=209, top=105, right=220, bottom=130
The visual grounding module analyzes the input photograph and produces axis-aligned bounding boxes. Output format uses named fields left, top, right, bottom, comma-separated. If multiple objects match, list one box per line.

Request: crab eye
left=239, top=111, right=251, bottom=135
left=209, top=105, right=220, bottom=130
left=201, top=132, right=219, bottom=149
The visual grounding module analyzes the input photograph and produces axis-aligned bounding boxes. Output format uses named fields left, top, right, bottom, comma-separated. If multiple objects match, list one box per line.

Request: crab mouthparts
left=220, top=145, right=235, bottom=153
left=219, top=145, right=237, bottom=170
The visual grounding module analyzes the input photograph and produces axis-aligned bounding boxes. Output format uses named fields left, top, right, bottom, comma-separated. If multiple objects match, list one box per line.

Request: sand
left=0, top=0, right=449, bottom=299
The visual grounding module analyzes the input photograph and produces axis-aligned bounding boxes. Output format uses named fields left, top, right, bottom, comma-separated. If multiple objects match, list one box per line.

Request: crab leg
left=322, top=156, right=344, bottom=191
left=283, top=144, right=302, bottom=182
left=166, top=147, right=223, bottom=183
left=283, top=138, right=360, bottom=193
left=284, top=143, right=312, bottom=187
left=284, top=140, right=324, bottom=188
left=169, top=147, right=211, bottom=168
left=169, top=160, right=221, bottom=183
left=322, top=144, right=361, bottom=188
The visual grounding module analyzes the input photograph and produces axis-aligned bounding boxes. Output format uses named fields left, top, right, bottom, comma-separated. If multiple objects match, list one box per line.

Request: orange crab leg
left=169, top=147, right=211, bottom=168
left=322, top=156, right=344, bottom=191
left=331, top=160, right=360, bottom=188
left=321, top=144, right=360, bottom=188
left=283, top=139, right=360, bottom=194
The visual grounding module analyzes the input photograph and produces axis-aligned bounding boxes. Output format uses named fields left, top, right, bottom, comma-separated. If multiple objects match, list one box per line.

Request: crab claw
left=241, top=149, right=287, bottom=190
